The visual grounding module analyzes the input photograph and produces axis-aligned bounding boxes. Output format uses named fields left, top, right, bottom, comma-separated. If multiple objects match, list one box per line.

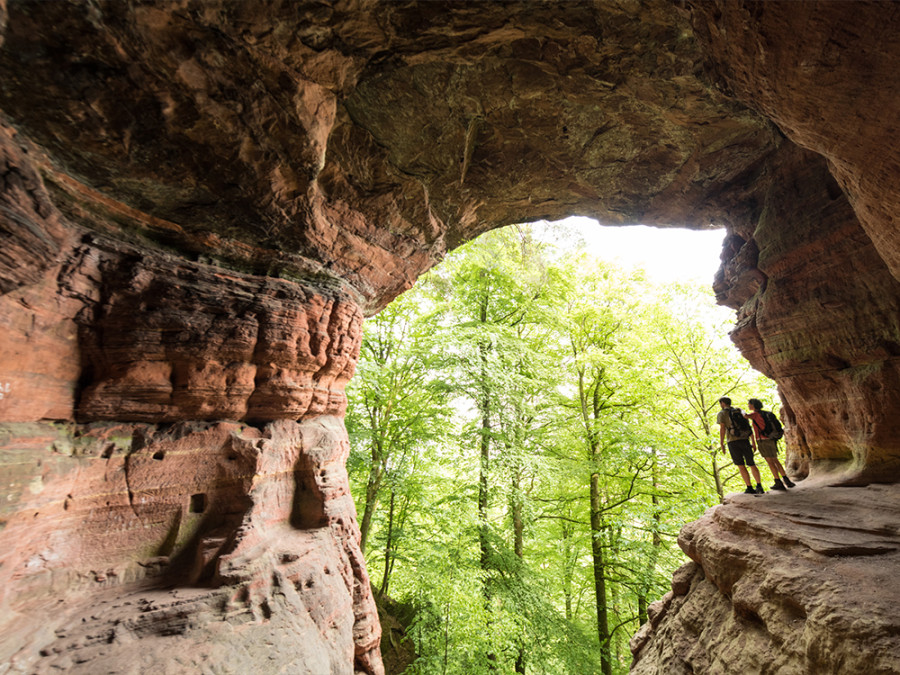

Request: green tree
left=427, top=225, right=559, bottom=672
left=549, top=261, right=659, bottom=675
left=647, top=284, right=777, bottom=502
left=346, top=224, right=778, bottom=675
left=346, top=288, right=451, bottom=563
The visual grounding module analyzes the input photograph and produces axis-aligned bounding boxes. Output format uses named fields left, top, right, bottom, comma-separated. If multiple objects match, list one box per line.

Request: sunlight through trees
left=346, top=223, right=777, bottom=674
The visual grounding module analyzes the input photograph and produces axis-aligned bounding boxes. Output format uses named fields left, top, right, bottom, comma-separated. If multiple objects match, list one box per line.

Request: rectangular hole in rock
left=189, top=493, right=207, bottom=514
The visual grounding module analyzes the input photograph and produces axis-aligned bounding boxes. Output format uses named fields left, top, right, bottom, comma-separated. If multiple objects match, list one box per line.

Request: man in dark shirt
left=717, top=396, right=765, bottom=495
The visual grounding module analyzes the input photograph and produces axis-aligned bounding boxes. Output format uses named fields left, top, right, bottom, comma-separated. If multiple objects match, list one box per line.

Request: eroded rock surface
left=692, top=0, right=900, bottom=281
left=1, top=1, right=899, bottom=674
left=631, top=484, right=900, bottom=674
left=1, top=418, right=380, bottom=674
left=0, top=0, right=781, bottom=312
left=695, top=0, right=900, bottom=483
left=716, top=143, right=900, bottom=483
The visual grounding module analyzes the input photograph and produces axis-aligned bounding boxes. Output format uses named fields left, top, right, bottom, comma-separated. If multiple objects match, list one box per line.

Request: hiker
left=717, top=396, right=765, bottom=495
left=745, top=398, right=795, bottom=491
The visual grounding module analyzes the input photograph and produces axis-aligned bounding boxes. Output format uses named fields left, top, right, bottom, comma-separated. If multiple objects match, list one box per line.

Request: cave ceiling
left=2, top=3, right=900, bottom=674
left=0, top=0, right=781, bottom=312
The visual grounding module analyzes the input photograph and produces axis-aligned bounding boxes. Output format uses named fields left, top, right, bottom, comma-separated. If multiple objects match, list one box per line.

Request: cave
left=1, top=1, right=899, bottom=673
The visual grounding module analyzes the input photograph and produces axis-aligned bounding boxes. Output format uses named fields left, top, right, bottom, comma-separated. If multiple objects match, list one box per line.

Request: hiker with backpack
left=745, top=398, right=795, bottom=491
left=717, top=396, right=766, bottom=495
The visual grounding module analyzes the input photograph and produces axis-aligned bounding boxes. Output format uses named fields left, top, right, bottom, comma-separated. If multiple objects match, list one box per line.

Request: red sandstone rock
left=73, top=237, right=362, bottom=424
left=632, top=484, right=900, bottom=674
left=716, top=143, right=900, bottom=483
left=0, top=2, right=899, bottom=674
left=0, top=0, right=780, bottom=313
left=0, top=419, right=381, bottom=674
left=691, top=0, right=900, bottom=282
left=0, top=224, right=362, bottom=425
left=0, top=129, right=78, bottom=420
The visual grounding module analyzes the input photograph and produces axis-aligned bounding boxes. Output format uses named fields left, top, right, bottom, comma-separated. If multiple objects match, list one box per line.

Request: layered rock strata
left=634, top=3, right=900, bottom=671
left=631, top=484, right=900, bottom=675
left=716, top=143, right=900, bottom=482
left=694, top=0, right=900, bottom=480
left=1, top=1, right=900, bottom=674
left=0, top=0, right=780, bottom=316
left=1, top=120, right=380, bottom=673
left=0, top=418, right=381, bottom=674
left=692, top=0, right=900, bottom=281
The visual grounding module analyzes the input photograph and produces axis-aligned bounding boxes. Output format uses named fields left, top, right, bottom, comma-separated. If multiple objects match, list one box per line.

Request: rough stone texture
left=0, top=0, right=780, bottom=313
left=691, top=0, right=900, bottom=485
left=73, top=238, right=361, bottom=424
left=0, top=1, right=900, bottom=674
left=631, top=484, right=900, bottom=675
left=716, top=143, right=900, bottom=483
left=0, top=229, right=362, bottom=426
left=692, top=0, right=900, bottom=281
left=0, top=418, right=379, bottom=674
left=627, top=5, right=900, bottom=672
left=0, top=129, right=79, bottom=421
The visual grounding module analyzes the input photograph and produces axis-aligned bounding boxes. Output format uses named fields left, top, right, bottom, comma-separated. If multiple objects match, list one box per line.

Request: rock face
left=1, top=1, right=899, bottom=673
left=695, top=0, right=900, bottom=482
left=0, top=418, right=381, bottom=674
left=630, top=484, right=900, bottom=675
left=717, top=142, right=900, bottom=483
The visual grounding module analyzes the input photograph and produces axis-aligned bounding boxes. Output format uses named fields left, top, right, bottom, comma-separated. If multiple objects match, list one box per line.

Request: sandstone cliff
left=0, top=1, right=899, bottom=673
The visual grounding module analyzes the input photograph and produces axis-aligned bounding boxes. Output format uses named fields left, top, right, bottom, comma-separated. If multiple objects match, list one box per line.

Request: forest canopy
left=345, top=223, right=776, bottom=675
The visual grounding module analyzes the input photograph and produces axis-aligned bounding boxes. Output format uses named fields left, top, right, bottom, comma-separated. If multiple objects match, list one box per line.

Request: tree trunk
left=358, top=459, right=383, bottom=554
left=478, top=295, right=492, bottom=571
left=712, top=447, right=725, bottom=503
left=511, top=469, right=524, bottom=559
left=590, top=472, right=612, bottom=675
left=638, top=447, right=663, bottom=625
left=379, top=489, right=396, bottom=598
left=477, top=296, right=498, bottom=671
left=561, top=519, right=574, bottom=622
left=478, top=346, right=491, bottom=570
left=512, top=467, right=526, bottom=674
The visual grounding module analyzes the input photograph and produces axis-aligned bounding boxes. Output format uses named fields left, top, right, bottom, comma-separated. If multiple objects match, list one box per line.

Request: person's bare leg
left=738, top=465, right=752, bottom=486
left=749, top=465, right=762, bottom=485
left=774, top=458, right=788, bottom=479
left=777, top=460, right=796, bottom=486
left=764, top=457, right=780, bottom=480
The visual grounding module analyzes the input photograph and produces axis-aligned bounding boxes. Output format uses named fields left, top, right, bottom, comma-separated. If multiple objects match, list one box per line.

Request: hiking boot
left=771, top=480, right=787, bottom=491
left=744, top=486, right=756, bottom=495
left=783, top=476, right=796, bottom=488
left=755, top=484, right=765, bottom=494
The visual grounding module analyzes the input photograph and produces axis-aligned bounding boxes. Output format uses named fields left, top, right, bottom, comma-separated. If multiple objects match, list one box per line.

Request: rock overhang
left=2, top=2, right=900, bottom=674
left=1, top=0, right=899, bottom=484
left=0, top=0, right=780, bottom=314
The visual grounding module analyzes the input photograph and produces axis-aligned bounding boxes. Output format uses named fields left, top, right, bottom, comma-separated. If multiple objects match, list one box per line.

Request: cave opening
left=345, top=216, right=781, bottom=672
left=0, top=1, right=898, bottom=673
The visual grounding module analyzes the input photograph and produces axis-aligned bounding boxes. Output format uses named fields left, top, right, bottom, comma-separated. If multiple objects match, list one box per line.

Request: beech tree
left=545, top=261, right=663, bottom=674
left=425, top=225, right=560, bottom=672
left=346, top=288, right=451, bottom=557
left=346, top=224, right=777, bottom=675
left=646, top=285, right=777, bottom=503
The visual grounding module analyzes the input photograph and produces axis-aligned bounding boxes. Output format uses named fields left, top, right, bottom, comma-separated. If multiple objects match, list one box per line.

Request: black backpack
left=760, top=410, right=784, bottom=440
left=728, top=407, right=752, bottom=438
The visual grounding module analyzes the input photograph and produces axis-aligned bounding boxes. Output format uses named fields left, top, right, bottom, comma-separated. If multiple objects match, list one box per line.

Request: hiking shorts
left=727, top=438, right=756, bottom=466
left=756, top=438, right=778, bottom=458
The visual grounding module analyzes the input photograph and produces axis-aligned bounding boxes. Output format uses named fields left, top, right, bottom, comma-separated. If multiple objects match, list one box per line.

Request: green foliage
left=346, top=224, right=777, bottom=674
left=346, top=288, right=454, bottom=558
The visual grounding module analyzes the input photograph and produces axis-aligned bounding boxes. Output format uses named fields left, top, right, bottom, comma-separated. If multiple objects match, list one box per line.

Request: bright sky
left=535, top=216, right=726, bottom=285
